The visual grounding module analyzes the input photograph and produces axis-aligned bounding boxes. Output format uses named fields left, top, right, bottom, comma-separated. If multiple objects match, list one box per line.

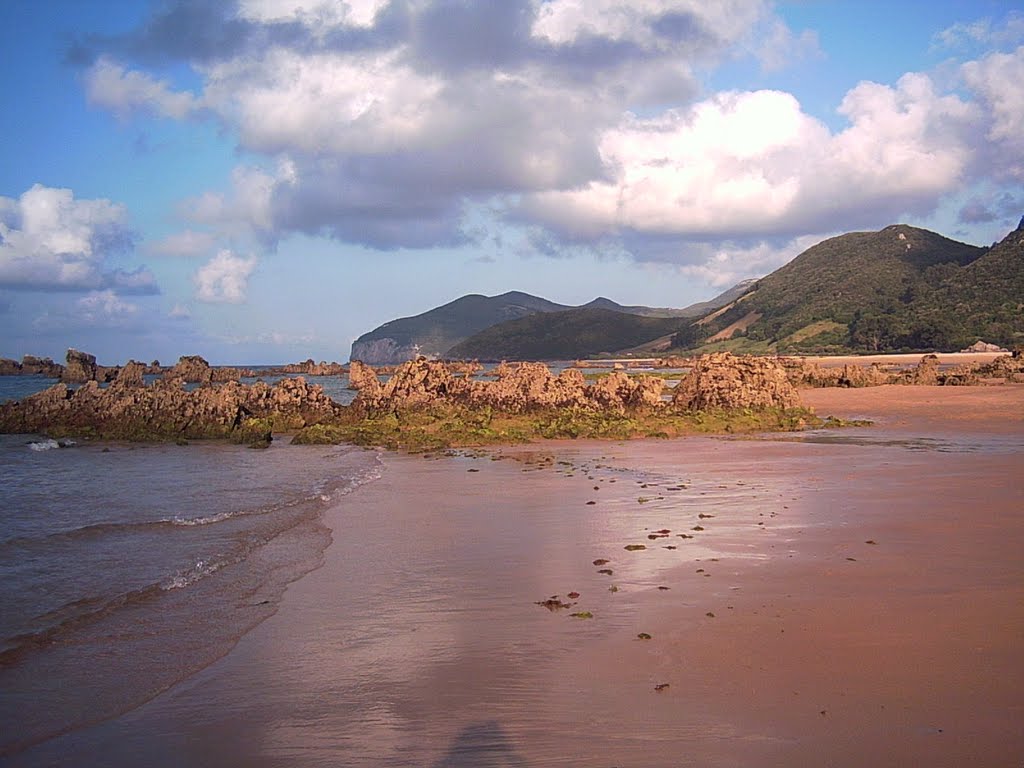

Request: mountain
left=350, top=283, right=749, bottom=364
left=446, top=307, right=686, bottom=361
left=579, top=297, right=697, bottom=318
left=674, top=220, right=1023, bottom=354
left=350, top=291, right=570, bottom=364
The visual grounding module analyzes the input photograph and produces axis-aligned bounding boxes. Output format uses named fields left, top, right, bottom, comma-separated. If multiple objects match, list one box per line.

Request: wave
left=0, top=547, right=248, bottom=669
left=0, top=514, right=247, bottom=552
left=0, top=448, right=386, bottom=668
left=27, top=438, right=75, bottom=452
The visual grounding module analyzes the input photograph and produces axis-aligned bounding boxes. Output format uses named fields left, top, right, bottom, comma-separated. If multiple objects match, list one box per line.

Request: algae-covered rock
left=672, top=352, right=800, bottom=410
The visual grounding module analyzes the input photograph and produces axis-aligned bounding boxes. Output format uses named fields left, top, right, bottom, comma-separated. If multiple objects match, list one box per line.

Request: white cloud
left=169, top=303, right=192, bottom=319
left=961, top=46, right=1024, bottom=178
left=200, top=48, right=444, bottom=155
left=0, top=183, right=154, bottom=292
left=678, top=234, right=826, bottom=288
left=76, top=290, right=140, bottom=325
left=149, top=229, right=217, bottom=257
left=530, top=0, right=763, bottom=49
left=194, top=249, right=257, bottom=303
left=753, top=18, right=822, bottom=73
left=236, top=0, right=386, bottom=28
left=78, top=0, right=1023, bottom=278
left=84, top=57, right=200, bottom=119
left=182, top=162, right=294, bottom=236
left=521, top=74, right=979, bottom=243
left=933, top=11, right=1024, bottom=50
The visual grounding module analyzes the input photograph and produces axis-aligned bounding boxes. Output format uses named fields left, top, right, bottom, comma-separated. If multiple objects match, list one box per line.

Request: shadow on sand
left=432, top=721, right=530, bottom=767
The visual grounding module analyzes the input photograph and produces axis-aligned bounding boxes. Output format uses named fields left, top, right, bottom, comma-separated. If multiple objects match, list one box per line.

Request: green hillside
left=680, top=221, right=1023, bottom=353
left=446, top=308, right=684, bottom=360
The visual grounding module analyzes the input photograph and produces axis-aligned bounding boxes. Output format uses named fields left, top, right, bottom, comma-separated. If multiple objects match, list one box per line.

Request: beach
left=7, top=382, right=1023, bottom=767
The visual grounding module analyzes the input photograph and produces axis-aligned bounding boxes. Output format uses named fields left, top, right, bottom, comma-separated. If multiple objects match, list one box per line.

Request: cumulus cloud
left=0, top=184, right=156, bottom=293
left=961, top=46, right=1024, bottom=179
left=75, top=0, right=1024, bottom=276
left=194, top=250, right=257, bottom=303
left=677, top=234, right=827, bottom=288
left=237, top=0, right=388, bottom=29
left=76, top=290, right=140, bottom=326
left=520, top=74, right=980, bottom=247
left=84, top=56, right=200, bottom=119
left=169, top=303, right=192, bottom=319
left=530, top=0, right=763, bottom=49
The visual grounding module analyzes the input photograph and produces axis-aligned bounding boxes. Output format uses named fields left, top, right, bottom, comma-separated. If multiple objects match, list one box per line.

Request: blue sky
left=1, top=0, right=1022, bottom=365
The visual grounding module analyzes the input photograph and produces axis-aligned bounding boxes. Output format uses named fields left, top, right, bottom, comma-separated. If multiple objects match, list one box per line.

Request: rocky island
left=3, top=349, right=1022, bottom=449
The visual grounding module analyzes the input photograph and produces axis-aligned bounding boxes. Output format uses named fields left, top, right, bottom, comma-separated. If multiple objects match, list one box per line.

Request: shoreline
left=11, top=384, right=1024, bottom=767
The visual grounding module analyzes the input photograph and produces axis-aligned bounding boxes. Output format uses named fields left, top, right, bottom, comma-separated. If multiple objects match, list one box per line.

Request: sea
left=0, top=373, right=378, bottom=757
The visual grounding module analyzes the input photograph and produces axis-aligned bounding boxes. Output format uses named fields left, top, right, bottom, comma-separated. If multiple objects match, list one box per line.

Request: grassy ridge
left=447, top=307, right=686, bottom=360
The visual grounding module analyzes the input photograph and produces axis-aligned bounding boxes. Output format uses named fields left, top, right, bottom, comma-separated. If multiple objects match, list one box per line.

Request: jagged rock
left=62, top=349, right=98, bottom=384
left=17, top=356, right=64, bottom=377
left=165, top=355, right=214, bottom=383
left=352, top=358, right=662, bottom=414
left=110, top=361, right=146, bottom=389
left=0, top=375, right=341, bottom=442
left=972, top=354, right=1024, bottom=381
left=671, top=352, right=800, bottom=410
left=164, top=355, right=254, bottom=383
left=961, top=340, right=1008, bottom=353
left=655, top=356, right=691, bottom=368
left=0, top=359, right=21, bottom=376
left=467, top=363, right=590, bottom=412
left=277, top=359, right=347, bottom=376
left=588, top=370, right=664, bottom=410
left=901, top=354, right=940, bottom=385
left=347, top=360, right=384, bottom=397
left=785, top=359, right=892, bottom=388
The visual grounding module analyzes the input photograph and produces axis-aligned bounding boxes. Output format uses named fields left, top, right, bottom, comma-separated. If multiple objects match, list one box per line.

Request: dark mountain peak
left=1016, top=215, right=1024, bottom=232
left=582, top=297, right=624, bottom=310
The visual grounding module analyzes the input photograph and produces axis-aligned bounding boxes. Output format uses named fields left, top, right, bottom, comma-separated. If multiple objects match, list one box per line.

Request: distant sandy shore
left=28, top=384, right=1023, bottom=767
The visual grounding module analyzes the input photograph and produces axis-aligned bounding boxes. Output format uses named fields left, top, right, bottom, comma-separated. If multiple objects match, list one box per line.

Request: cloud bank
left=0, top=184, right=156, bottom=293
left=74, top=1, right=1024, bottom=276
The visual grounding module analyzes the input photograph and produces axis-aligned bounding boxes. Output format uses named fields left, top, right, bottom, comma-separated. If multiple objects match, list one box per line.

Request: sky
left=1, top=0, right=1022, bottom=365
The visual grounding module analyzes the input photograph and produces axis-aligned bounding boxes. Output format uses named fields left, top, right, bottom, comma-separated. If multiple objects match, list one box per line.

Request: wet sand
left=16, top=384, right=1024, bottom=767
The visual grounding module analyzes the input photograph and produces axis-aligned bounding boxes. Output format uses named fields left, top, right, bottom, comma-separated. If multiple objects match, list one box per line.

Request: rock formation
left=671, top=352, right=800, bottom=410
left=349, top=355, right=804, bottom=415
left=961, top=340, right=1009, bottom=353
left=0, top=375, right=341, bottom=442
left=899, top=354, right=940, bottom=385
left=784, top=359, right=892, bottom=388
left=277, top=359, right=347, bottom=376
left=163, top=355, right=255, bottom=383
left=0, top=355, right=65, bottom=377
left=61, top=349, right=99, bottom=384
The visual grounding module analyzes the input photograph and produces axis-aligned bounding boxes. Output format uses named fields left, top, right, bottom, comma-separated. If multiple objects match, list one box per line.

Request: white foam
left=168, top=510, right=239, bottom=527
left=28, top=438, right=75, bottom=451
left=162, top=558, right=226, bottom=590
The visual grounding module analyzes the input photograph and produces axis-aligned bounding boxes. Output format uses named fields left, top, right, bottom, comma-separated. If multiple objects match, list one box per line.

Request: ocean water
left=0, top=433, right=381, bottom=757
